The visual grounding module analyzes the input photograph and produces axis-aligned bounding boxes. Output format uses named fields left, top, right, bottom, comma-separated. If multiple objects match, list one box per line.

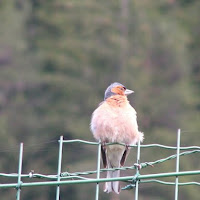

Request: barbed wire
left=0, top=138, right=199, bottom=194
left=0, top=149, right=199, bottom=181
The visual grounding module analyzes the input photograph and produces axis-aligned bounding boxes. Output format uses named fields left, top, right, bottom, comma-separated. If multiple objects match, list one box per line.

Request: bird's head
left=104, top=82, right=134, bottom=100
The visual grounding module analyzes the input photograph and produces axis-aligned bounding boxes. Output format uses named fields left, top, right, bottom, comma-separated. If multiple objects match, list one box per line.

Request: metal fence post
left=175, top=129, right=181, bottom=200
left=16, top=143, right=24, bottom=200
left=135, top=140, right=141, bottom=200
left=56, top=136, right=63, bottom=200
left=95, top=142, right=101, bottom=200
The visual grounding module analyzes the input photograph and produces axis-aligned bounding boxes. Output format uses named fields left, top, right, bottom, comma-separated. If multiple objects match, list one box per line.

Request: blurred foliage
left=0, top=0, right=199, bottom=199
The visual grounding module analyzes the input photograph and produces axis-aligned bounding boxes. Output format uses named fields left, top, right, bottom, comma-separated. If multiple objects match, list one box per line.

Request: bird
left=90, top=82, right=144, bottom=194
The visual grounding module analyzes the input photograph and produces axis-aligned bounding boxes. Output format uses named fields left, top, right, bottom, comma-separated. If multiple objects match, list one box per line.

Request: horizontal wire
left=140, top=144, right=200, bottom=150
left=141, top=149, right=200, bottom=169
left=0, top=128, right=198, bottom=153
left=122, top=180, right=200, bottom=190
left=181, top=130, right=200, bottom=134
left=62, top=139, right=200, bottom=150
left=24, top=139, right=57, bottom=147
left=0, top=171, right=200, bottom=189
left=0, top=137, right=199, bottom=190
left=0, top=149, right=199, bottom=180
left=0, top=139, right=58, bottom=153
left=0, top=134, right=199, bottom=153
left=140, top=179, right=200, bottom=186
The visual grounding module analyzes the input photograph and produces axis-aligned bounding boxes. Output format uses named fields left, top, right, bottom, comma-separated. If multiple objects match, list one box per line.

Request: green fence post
left=56, top=136, right=63, bottom=200
left=135, top=140, right=141, bottom=200
left=95, top=142, right=101, bottom=200
left=16, top=143, right=23, bottom=200
left=175, top=129, right=181, bottom=200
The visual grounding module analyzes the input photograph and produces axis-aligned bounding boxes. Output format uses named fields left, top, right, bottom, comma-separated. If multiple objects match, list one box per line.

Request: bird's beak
left=124, top=89, right=134, bottom=95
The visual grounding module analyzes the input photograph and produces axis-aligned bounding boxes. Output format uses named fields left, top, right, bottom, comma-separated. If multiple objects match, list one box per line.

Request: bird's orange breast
left=90, top=96, right=143, bottom=145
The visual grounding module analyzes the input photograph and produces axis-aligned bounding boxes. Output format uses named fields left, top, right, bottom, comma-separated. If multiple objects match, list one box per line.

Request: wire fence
left=0, top=129, right=199, bottom=200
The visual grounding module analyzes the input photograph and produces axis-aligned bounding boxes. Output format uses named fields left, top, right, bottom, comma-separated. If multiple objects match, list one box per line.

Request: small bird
left=90, top=82, right=143, bottom=194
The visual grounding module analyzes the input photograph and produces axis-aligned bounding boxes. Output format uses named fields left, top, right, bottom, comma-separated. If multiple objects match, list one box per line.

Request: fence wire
left=0, top=129, right=199, bottom=200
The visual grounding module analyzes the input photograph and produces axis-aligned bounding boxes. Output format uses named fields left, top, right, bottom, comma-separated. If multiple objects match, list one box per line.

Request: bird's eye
left=118, top=86, right=125, bottom=91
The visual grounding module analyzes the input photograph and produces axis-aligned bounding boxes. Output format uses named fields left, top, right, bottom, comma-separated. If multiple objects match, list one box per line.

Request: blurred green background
left=0, top=0, right=199, bottom=199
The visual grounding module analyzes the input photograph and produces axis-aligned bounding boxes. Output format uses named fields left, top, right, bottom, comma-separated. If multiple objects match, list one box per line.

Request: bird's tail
left=104, top=168, right=120, bottom=194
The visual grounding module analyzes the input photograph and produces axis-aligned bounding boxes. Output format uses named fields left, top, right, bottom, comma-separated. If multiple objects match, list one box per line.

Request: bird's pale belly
left=92, top=112, right=139, bottom=145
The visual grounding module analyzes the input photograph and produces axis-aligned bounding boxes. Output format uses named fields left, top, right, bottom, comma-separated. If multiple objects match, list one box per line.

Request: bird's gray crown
left=104, top=82, right=125, bottom=100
